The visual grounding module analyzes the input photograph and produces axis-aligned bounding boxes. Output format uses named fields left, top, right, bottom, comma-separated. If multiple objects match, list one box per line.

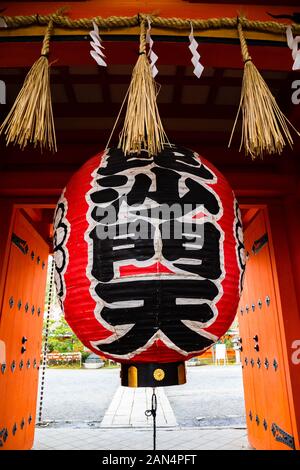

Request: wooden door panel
left=0, top=211, right=48, bottom=450
left=239, top=210, right=294, bottom=450
left=238, top=230, right=269, bottom=448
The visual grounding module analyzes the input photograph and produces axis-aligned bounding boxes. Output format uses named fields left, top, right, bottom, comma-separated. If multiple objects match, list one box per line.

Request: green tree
left=44, top=317, right=84, bottom=353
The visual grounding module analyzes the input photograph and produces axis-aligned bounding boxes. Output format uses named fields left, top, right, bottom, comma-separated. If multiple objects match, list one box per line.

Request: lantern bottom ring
left=120, top=361, right=186, bottom=388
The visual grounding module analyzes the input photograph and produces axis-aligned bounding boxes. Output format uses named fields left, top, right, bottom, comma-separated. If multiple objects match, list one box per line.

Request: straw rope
left=117, top=19, right=169, bottom=156
left=41, top=17, right=53, bottom=56
left=2, top=13, right=300, bottom=36
left=229, top=20, right=300, bottom=159
left=1, top=10, right=299, bottom=156
left=139, top=17, right=147, bottom=54
left=0, top=18, right=56, bottom=152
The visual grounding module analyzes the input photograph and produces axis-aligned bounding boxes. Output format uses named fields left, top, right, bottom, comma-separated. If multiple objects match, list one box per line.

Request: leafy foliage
left=44, top=317, right=85, bottom=353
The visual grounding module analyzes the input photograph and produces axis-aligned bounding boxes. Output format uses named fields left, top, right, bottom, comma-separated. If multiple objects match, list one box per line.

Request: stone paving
left=34, top=426, right=250, bottom=450
left=101, top=387, right=177, bottom=427
left=34, top=385, right=250, bottom=450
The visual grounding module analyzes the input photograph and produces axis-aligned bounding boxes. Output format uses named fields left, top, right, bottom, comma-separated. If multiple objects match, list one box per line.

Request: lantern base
left=120, top=361, right=186, bottom=388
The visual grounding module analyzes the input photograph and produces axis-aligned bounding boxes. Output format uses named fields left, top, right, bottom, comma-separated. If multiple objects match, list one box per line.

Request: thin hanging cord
left=37, top=256, right=54, bottom=426
left=105, top=86, right=130, bottom=151
left=145, top=388, right=157, bottom=451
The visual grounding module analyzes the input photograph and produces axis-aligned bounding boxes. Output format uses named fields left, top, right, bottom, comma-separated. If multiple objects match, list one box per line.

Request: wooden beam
left=0, top=74, right=288, bottom=88
left=23, top=207, right=43, bottom=222
left=0, top=170, right=297, bottom=198
left=0, top=1, right=296, bottom=42
left=172, top=66, right=186, bottom=104
left=0, top=171, right=71, bottom=196
left=99, top=68, right=112, bottom=105
left=184, top=0, right=299, bottom=4
left=59, top=66, right=78, bottom=104
left=241, top=207, right=260, bottom=229
left=0, top=103, right=241, bottom=119
left=0, top=41, right=293, bottom=70
left=0, top=199, right=15, bottom=306
left=206, top=68, right=224, bottom=105
left=2, top=129, right=298, bottom=151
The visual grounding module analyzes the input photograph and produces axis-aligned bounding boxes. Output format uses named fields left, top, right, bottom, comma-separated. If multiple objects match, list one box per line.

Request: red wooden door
left=0, top=210, right=48, bottom=450
left=239, top=209, right=296, bottom=450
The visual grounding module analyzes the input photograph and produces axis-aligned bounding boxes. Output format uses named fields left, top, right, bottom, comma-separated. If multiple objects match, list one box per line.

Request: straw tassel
left=229, top=20, right=299, bottom=159
left=0, top=19, right=56, bottom=152
left=117, top=19, right=168, bottom=156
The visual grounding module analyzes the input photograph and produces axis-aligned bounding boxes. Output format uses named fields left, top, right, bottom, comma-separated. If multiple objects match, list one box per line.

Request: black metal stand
left=145, top=388, right=157, bottom=451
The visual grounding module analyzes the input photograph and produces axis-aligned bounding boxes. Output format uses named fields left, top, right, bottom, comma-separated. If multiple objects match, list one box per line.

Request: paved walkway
left=33, top=374, right=250, bottom=450
left=101, top=387, right=177, bottom=427
left=34, top=427, right=250, bottom=450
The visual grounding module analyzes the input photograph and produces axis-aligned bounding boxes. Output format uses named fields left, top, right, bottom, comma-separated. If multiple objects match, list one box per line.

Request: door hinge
left=252, top=233, right=268, bottom=255
left=11, top=233, right=29, bottom=255
left=271, top=422, right=295, bottom=450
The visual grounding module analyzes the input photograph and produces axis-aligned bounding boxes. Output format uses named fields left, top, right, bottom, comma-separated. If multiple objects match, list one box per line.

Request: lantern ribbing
left=53, top=146, right=245, bottom=383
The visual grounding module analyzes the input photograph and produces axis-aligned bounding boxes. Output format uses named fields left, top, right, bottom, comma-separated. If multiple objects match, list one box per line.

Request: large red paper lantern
left=53, top=145, right=245, bottom=387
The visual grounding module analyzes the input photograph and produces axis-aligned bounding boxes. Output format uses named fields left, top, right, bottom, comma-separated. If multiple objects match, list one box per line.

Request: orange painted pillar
left=0, top=199, right=15, bottom=298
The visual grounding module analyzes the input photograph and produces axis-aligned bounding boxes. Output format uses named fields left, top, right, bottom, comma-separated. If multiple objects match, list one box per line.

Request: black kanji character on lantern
left=87, top=146, right=223, bottom=355
left=90, top=146, right=220, bottom=224
left=98, top=146, right=215, bottom=180
left=160, top=220, right=222, bottom=279
left=94, top=279, right=217, bottom=355
left=89, top=220, right=155, bottom=283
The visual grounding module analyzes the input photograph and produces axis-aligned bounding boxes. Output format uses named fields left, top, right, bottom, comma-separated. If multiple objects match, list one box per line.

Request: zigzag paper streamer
left=146, top=19, right=158, bottom=78
left=189, top=23, right=204, bottom=79
left=286, top=26, right=300, bottom=71
left=89, top=21, right=107, bottom=67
